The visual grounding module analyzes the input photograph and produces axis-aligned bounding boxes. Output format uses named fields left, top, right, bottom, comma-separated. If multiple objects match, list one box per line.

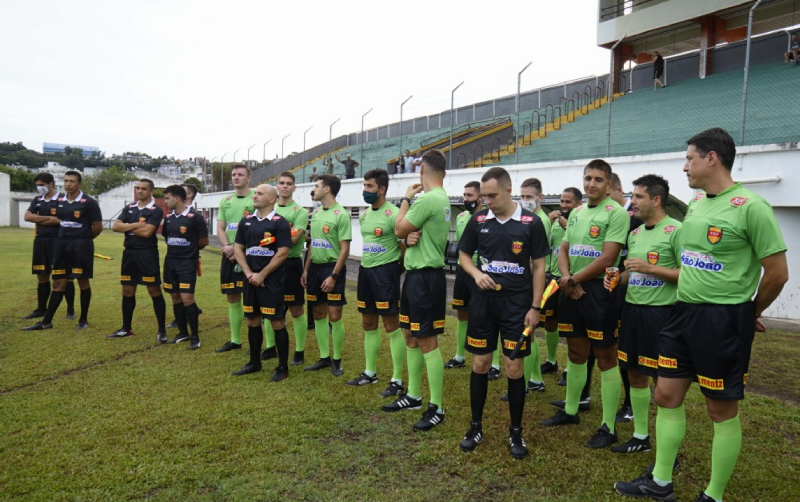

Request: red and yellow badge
left=589, top=225, right=600, bottom=238
left=511, top=241, right=523, bottom=254
left=260, top=232, right=275, bottom=246
left=664, top=225, right=676, bottom=234
left=647, top=251, right=659, bottom=265
left=731, top=197, right=748, bottom=207
left=73, top=211, right=81, bottom=219
left=50, top=207, right=57, bottom=215
left=322, top=224, right=330, bottom=234
left=179, top=226, right=187, bottom=234
left=139, top=217, right=146, bottom=223
left=242, top=209, right=251, bottom=217
left=384, top=209, right=393, bottom=216
left=707, top=226, right=722, bottom=244
left=374, top=227, right=383, bottom=237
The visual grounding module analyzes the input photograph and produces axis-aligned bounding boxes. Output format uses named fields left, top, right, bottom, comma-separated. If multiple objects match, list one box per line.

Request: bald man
left=231, top=184, right=293, bottom=380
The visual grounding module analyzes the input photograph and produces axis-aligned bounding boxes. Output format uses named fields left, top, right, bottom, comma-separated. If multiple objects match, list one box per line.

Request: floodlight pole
left=281, top=134, right=291, bottom=160
left=262, top=139, right=272, bottom=166
left=740, top=0, right=762, bottom=146
left=449, top=81, right=464, bottom=169
left=220, top=152, right=228, bottom=192
left=329, top=118, right=340, bottom=165
left=246, top=144, right=255, bottom=165
left=399, top=96, right=413, bottom=171
left=516, top=62, right=532, bottom=165
left=360, top=108, right=372, bottom=172
left=302, top=126, right=313, bottom=166
left=606, top=34, right=626, bottom=157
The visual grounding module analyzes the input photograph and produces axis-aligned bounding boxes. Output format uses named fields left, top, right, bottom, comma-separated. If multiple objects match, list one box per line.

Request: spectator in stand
left=654, top=52, right=666, bottom=90
left=335, top=153, right=359, bottom=180
left=413, top=152, right=422, bottom=173
left=404, top=150, right=414, bottom=174
left=310, top=166, right=320, bottom=183
left=785, top=34, right=799, bottom=64
left=396, top=152, right=406, bottom=174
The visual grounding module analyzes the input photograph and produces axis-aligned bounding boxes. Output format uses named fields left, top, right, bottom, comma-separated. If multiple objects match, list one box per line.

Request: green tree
left=183, top=176, right=203, bottom=192
left=63, top=147, right=85, bottom=171
left=83, top=164, right=138, bottom=195
left=0, top=164, right=36, bottom=192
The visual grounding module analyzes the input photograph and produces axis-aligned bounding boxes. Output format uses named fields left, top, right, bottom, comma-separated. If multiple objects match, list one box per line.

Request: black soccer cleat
left=540, top=360, right=559, bottom=374
left=331, top=359, right=344, bottom=377
left=269, top=366, right=288, bottom=382
left=382, top=394, right=422, bottom=412
left=260, top=347, right=277, bottom=361
left=106, top=328, right=133, bottom=339
left=614, top=473, right=675, bottom=501
left=550, top=397, right=591, bottom=412
left=412, top=403, right=445, bottom=432
left=169, top=333, right=190, bottom=344
left=612, top=436, right=652, bottom=454
left=509, top=426, right=528, bottom=459
left=188, top=337, right=201, bottom=350
left=487, top=366, right=501, bottom=381
left=65, top=310, right=77, bottom=320
left=694, top=492, right=714, bottom=502
left=345, top=372, right=378, bottom=386
left=156, top=332, right=169, bottom=344
left=75, top=321, right=90, bottom=330
left=527, top=380, right=546, bottom=393
left=21, top=321, right=53, bottom=331
left=460, top=422, right=483, bottom=452
left=304, top=357, right=332, bottom=371
left=380, top=381, right=405, bottom=398
left=289, top=350, right=305, bottom=366
left=541, top=409, right=580, bottom=427
left=444, top=357, right=466, bottom=369
left=215, top=341, right=242, bottom=353
left=166, top=319, right=178, bottom=329
left=585, top=424, right=618, bottom=449
left=22, top=310, right=46, bottom=320
left=232, top=363, right=262, bottom=376
left=558, top=370, right=567, bottom=386
left=616, top=404, right=634, bottom=423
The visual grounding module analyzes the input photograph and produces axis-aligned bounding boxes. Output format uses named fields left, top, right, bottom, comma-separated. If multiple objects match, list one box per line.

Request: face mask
left=521, top=200, right=536, bottom=212
left=464, top=199, right=479, bottom=212
left=36, top=186, right=48, bottom=195
left=362, top=190, right=379, bottom=204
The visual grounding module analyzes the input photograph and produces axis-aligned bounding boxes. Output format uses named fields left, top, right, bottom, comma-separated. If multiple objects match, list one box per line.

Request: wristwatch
left=400, top=197, right=411, bottom=205
left=330, top=273, right=339, bottom=280
left=530, top=305, right=542, bottom=311
left=567, top=276, right=576, bottom=287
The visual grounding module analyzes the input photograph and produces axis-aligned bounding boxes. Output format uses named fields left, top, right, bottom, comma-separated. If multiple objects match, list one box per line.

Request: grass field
left=1, top=228, right=798, bottom=501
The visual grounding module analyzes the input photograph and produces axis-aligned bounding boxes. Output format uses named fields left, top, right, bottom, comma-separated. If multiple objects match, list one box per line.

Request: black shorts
left=163, top=256, right=197, bottom=293
left=52, top=239, right=94, bottom=280
left=537, top=275, right=560, bottom=327
left=282, top=257, right=305, bottom=305
left=120, top=248, right=161, bottom=286
left=558, top=279, right=617, bottom=347
left=400, top=268, right=446, bottom=338
left=466, top=292, right=532, bottom=358
left=618, top=303, right=672, bottom=377
left=243, top=274, right=285, bottom=320
left=306, top=262, right=347, bottom=306
left=32, top=237, right=58, bottom=274
left=220, top=255, right=245, bottom=294
left=357, top=262, right=401, bottom=314
left=654, top=68, right=663, bottom=79
left=452, top=267, right=473, bottom=310
left=658, top=302, right=755, bottom=401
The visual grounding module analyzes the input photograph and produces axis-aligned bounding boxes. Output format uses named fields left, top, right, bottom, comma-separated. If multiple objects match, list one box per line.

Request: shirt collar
left=170, top=206, right=191, bottom=217
left=255, top=209, right=276, bottom=221
left=484, top=201, right=522, bottom=222
left=42, top=191, right=60, bottom=202
left=64, top=190, right=84, bottom=203
left=137, top=198, right=156, bottom=210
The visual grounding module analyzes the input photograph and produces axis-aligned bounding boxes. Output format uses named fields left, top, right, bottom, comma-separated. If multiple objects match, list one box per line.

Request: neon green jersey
left=625, top=216, right=682, bottom=306
left=456, top=210, right=478, bottom=267
left=309, top=202, right=352, bottom=264
left=563, top=197, right=630, bottom=279
left=275, top=200, right=308, bottom=259
left=535, top=208, right=552, bottom=273
left=359, top=201, right=400, bottom=268
left=218, top=190, right=255, bottom=244
left=677, top=184, right=786, bottom=304
left=549, top=219, right=566, bottom=277
left=404, top=187, right=451, bottom=271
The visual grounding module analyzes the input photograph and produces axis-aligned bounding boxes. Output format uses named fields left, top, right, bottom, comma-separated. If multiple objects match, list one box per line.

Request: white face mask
left=36, top=186, right=49, bottom=195
left=520, top=200, right=536, bottom=212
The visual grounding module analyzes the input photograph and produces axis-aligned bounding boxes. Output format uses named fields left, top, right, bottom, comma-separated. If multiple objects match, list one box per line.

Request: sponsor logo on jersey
left=179, top=283, right=191, bottom=289
left=272, top=216, right=281, bottom=221
left=539, top=314, right=546, bottom=323
left=481, top=260, right=524, bottom=275
left=707, top=226, right=722, bottom=244
left=80, top=199, right=86, bottom=203
left=629, top=273, right=665, bottom=288
left=374, top=227, right=383, bottom=237
left=731, top=197, right=747, bottom=207
left=384, top=209, right=393, bottom=216
left=743, top=373, right=748, bottom=385
left=120, top=275, right=131, bottom=281
left=376, top=301, right=390, bottom=309
left=443, top=207, right=452, bottom=222
left=187, top=212, right=195, bottom=218
left=243, top=305, right=253, bottom=313
left=362, top=243, right=387, bottom=254
left=399, top=314, right=409, bottom=323
left=142, top=276, right=155, bottom=282
left=306, top=294, right=317, bottom=301
left=663, top=225, right=675, bottom=234
left=604, top=205, right=614, bottom=212
left=476, top=215, right=487, bottom=222
left=33, top=265, right=45, bottom=271
left=697, top=375, right=724, bottom=390
left=658, top=356, right=677, bottom=368
left=167, top=237, right=190, bottom=246
left=246, top=246, right=275, bottom=257
left=312, top=239, right=334, bottom=249
left=410, top=322, right=420, bottom=331
left=284, top=295, right=295, bottom=302
left=236, top=281, right=244, bottom=288
left=163, top=283, right=173, bottom=289
left=511, top=241, right=523, bottom=254
left=647, top=251, right=659, bottom=265
left=639, top=356, right=658, bottom=369
left=693, top=193, right=705, bottom=202
left=569, top=244, right=601, bottom=258
left=50, top=207, right=57, bottom=215
left=521, top=215, right=533, bottom=223
left=221, top=283, right=234, bottom=289
left=681, top=249, right=723, bottom=272
left=589, top=225, right=600, bottom=237
left=467, top=336, right=487, bottom=348
left=618, top=350, right=628, bottom=362
left=60, top=221, right=82, bottom=228
left=452, top=299, right=464, bottom=306
left=503, top=339, right=526, bottom=351
left=260, top=307, right=275, bottom=315
left=587, top=329, right=603, bottom=340
left=243, top=210, right=251, bottom=217
left=333, top=210, right=342, bottom=215
left=322, top=224, right=330, bottom=234
left=632, top=227, right=641, bottom=235
left=433, top=320, right=446, bottom=329
left=227, top=222, right=238, bottom=231
left=327, top=294, right=342, bottom=301
left=558, top=323, right=573, bottom=332
left=357, top=301, right=366, bottom=308
left=53, top=269, right=66, bottom=275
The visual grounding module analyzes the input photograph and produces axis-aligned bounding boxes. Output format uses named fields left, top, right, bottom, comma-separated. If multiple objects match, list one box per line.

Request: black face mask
left=561, top=209, right=572, bottom=219
left=464, top=200, right=479, bottom=212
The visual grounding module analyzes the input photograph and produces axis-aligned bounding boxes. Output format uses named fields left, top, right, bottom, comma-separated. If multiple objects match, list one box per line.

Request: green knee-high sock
left=331, top=319, right=345, bottom=360
left=424, top=348, right=444, bottom=411
left=314, top=317, right=330, bottom=359
left=228, top=301, right=243, bottom=344
left=528, top=339, right=542, bottom=383
left=630, top=386, right=651, bottom=438
left=705, top=415, right=742, bottom=500
left=364, top=329, right=381, bottom=375
left=293, top=313, right=307, bottom=351
left=492, top=347, right=500, bottom=369
left=406, top=347, right=424, bottom=399
left=601, top=367, right=622, bottom=433
left=545, top=330, right=559, bottom=363
left=652, top=405, right=686, bottom=483
left=455, top=320, right=468, bottom=359
left=387, top=329, right=405, bottom=382
left=263, top=319, right=276, bottom=349
left=565, top=361, right=587, bottom=415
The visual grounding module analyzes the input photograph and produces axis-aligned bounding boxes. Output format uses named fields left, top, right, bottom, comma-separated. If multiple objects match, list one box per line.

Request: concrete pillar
left=699, top=16, right=716, bottom=79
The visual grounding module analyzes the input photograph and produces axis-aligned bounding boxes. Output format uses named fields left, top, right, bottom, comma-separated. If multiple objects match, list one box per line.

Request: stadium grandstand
left=197, top=0, right=800, bottom=319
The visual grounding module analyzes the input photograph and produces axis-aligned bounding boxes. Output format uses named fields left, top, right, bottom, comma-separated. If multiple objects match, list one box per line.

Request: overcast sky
left=1, top=0, right=612, bottom=161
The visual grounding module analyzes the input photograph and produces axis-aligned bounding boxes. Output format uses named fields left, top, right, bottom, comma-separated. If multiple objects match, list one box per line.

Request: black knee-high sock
left=65, top=281, right=75, bottom=311
left=275, top=326, right=289, bottom=369
left=470, top=370, right=488, bottom=423
left=508, top=376, right=526, bottom=428
left=79, top=287, right=91, bottom=323
left=42, top=291, right=64, bottom=324
left=185, top=303, right=199, bottom=337
left=152, top=295, right=166, bottom=332
left=173, top=303, right=187, bottom=335
left=582, top=349, right=596, bottom=400
left=122, top=296, right=136, bottom=330
left=248, top=325, right=263, bottom=366
left=37, top=282, right=51, bottom=312
left=621, top=366, right=632, bottom=407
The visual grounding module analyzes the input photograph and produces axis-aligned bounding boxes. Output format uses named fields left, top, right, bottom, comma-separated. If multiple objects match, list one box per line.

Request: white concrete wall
left=0, top=173, right=10, bottom=226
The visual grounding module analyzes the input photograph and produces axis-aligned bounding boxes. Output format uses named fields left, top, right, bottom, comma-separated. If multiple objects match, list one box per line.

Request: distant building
left=43, top=142, right=100, bottom=156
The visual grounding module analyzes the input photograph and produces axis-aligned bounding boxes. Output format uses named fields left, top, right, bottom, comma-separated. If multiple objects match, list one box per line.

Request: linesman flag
left=509, top=279, right=560, bottom=360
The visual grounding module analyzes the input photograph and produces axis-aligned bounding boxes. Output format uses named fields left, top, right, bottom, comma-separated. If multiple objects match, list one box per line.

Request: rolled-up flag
left=508, top=279, right=560, bottom=360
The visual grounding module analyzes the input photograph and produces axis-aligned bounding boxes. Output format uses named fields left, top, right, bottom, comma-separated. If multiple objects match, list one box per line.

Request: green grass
left=1, top=228, right=798, bottom=501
